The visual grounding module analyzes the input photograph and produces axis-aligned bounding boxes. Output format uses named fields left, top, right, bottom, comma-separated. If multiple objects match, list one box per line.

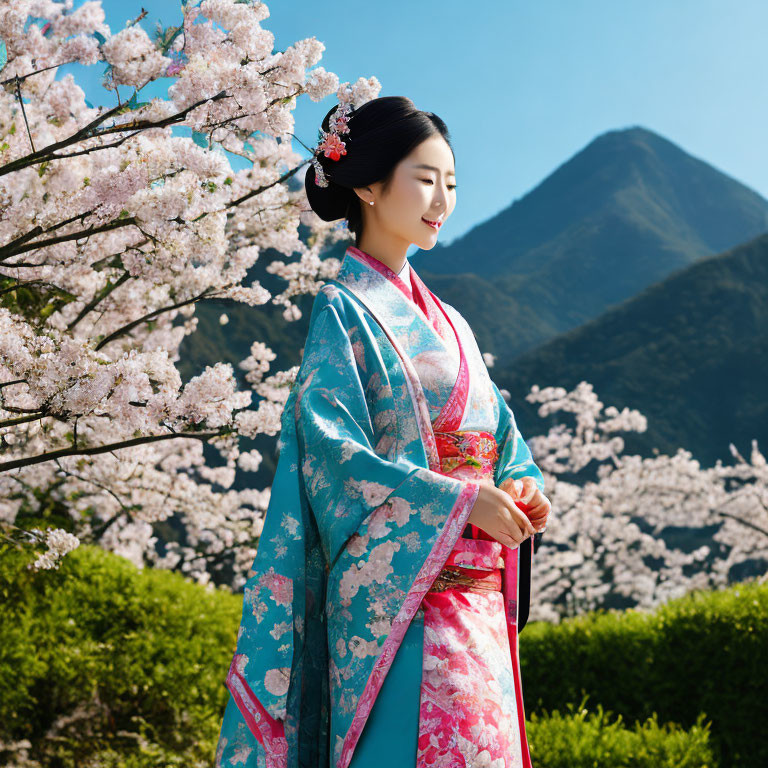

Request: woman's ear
left=352, top=184, right=375, bottom=207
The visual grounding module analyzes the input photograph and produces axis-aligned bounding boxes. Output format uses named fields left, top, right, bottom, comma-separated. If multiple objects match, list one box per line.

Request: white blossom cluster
left=525, top=382, right=768, bottom=622
left=29, top=526, right=80, bottom=570
left=0, top=0, right=380, bottom=586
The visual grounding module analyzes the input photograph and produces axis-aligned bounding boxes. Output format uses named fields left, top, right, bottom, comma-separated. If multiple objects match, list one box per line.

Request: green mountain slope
left=492, top=232, right=768, bottom=467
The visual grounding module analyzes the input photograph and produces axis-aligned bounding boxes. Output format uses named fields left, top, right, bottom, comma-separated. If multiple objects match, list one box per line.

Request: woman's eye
left=420, top=179, right=457, bottom=190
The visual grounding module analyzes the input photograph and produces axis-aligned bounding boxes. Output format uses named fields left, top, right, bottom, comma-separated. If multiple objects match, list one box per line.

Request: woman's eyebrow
left=412, top=163, right=456, bottom=176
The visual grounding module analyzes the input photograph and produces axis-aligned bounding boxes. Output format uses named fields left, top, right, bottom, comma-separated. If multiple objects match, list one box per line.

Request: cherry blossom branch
left=0, top=218, right=137, bottom=261
left=0, top=428, right=232, bottom=473
left=1, top=210, right=103, bottom=257
left=0, top=102, right=126, bottom=178
left=716, top=508, right=768, bottom=538
left=0, top=91, right=232, bottom=178
left=0, top=59, right=83, bottom=87
left=34, top=126, right=145, bottom=164
left=0, top=278, right=61, bottom=297
left=226, top=160, right=309, bottom=209
left=14, top=75, right=36, bottom=153
left=1, top=156, right=303, bottom=264
left=66, top=270, right=132, bottom=332
left=0, top=413, right=46, bottom=428
left=94, top=286, right=218, bottom=350
left=52, top=459, right=139, bottom=539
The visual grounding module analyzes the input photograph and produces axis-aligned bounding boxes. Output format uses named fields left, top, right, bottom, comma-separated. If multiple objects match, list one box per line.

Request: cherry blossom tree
left=0, top=0, right=378, bottom=585
left=505, top=381, right=768, bottom=622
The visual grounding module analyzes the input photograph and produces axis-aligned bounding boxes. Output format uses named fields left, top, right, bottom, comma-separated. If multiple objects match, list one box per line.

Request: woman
left=216, top=96, right=551, bottom=768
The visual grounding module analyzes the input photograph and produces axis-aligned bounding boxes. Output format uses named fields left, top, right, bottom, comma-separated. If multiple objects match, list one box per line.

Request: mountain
left=491, top=231, right=768, bottom=468
left=412, top=126, right=768, bottom=362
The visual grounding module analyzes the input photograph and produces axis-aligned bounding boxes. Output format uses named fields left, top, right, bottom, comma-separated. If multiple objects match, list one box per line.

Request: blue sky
left=62, top=0, right=767, bottom=248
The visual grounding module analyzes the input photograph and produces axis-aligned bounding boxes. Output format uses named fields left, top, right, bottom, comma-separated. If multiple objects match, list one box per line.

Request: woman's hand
left=499, top=476, right=551, bottom=533
left=467, top=480, right=536, bottom=548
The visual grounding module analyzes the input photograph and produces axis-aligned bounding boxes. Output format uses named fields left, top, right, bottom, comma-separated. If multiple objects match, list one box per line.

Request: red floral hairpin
left=311, top=102, right=352, bottom=187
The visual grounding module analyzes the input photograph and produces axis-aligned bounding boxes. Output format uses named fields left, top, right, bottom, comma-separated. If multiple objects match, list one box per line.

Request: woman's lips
left=422, top=217, right=442, bottom=230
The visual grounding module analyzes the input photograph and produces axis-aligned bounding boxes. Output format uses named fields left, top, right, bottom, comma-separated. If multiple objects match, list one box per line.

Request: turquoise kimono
left=215, top=245, right=545, bottom=768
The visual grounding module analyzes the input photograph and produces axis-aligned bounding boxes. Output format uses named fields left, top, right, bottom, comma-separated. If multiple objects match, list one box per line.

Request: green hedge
left=528, top=703, right=713, bottom=768
left=520, top=580, right=768, bottom=768
left=0, top=545, right=240, bottom=767
left=0, top=544, right=750, bottom=767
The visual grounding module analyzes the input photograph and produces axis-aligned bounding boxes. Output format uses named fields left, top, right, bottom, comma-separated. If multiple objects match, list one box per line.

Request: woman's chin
left=413, top=233, right=440, bottom=250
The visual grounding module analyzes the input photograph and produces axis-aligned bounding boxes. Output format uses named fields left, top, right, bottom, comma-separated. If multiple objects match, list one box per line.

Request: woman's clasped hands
left=467, top=476, right=551, bottom=549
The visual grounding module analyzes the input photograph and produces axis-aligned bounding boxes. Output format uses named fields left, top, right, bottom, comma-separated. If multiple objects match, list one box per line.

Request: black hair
left=304, top=96, right=454, bottom=244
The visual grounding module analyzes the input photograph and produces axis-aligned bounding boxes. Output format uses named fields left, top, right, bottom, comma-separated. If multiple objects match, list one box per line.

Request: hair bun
left=304, top=160, right=353, bottom=222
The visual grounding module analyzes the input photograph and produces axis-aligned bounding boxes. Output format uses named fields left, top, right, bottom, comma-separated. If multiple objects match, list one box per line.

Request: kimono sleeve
left=217, top=378, right=305, bottom=768
left=491, top=379, right=546, bottom=493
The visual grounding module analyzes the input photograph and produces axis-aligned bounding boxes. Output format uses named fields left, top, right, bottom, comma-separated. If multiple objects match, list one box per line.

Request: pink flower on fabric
left=264, top=667, right=290, bottom=696
left=351, top=338, right=367, bottom=370
left=259, top=567, right=293, bottom=606
left=347, top=478, right=392, bottom=507
left=338, top=541, right=398, bottom=604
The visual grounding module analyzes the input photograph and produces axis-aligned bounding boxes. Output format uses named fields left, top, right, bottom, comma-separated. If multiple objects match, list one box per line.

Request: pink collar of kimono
left=345, top=245, right=469, bottom=432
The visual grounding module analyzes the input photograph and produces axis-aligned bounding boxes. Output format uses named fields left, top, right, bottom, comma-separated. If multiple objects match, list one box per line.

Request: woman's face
left=355, top=134, right=457, bottom=251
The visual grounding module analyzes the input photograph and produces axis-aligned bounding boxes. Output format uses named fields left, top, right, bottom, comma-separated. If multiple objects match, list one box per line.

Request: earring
left=369, top=201, right=374, bottom=206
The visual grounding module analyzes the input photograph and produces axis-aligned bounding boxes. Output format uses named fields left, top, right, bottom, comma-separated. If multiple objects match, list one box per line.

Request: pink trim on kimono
left=338, top=480, right=480, bottom=768
left=225, top=654, right=288, bottom=768
left=414, top=276, right=469, bottom=433
left=509, top=622, right=533, bottom=768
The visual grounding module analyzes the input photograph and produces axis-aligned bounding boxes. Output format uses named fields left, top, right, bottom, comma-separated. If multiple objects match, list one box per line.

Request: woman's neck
left=354, top=236, right=409, bottom=274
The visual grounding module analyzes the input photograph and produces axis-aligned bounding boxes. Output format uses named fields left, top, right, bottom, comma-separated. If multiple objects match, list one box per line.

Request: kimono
left=216, top=245, right=546, bottom=768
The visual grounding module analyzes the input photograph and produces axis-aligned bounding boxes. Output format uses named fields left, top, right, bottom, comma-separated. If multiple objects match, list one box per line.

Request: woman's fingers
left=489, top=477, right=552, bottom=542
left=500, top=476, right=541, bottom=507
left=499, top=477, right=523, bottom=497
left=508, top=476, right=537, bottom=505
left=501, top=494, right=535, bottom=537
left=527, top=499, right=550, bottom=520
left=495, top=529, right=526, bottom=548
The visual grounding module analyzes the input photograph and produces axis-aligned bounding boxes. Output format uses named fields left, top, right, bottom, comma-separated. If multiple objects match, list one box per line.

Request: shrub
left=528, top=701, right=714, bottom=768
left=520, top=581, right=768, bottom=768
left=0, top=544, right=757, bottom=767
left=0, top=545, right=241, bottom=768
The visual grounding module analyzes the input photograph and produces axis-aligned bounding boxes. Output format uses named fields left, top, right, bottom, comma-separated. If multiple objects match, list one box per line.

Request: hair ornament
left=311, top=102, right=353, bottom=187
